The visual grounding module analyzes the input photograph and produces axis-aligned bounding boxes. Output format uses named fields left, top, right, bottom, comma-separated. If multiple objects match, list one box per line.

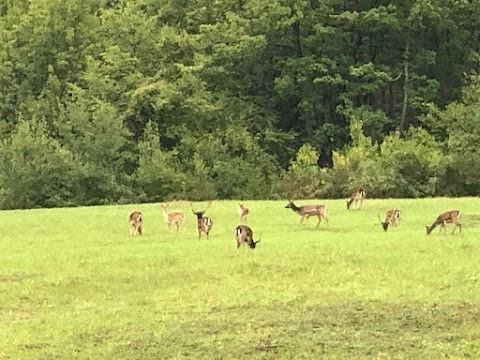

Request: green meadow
left=1, top=198, right=479, bottom=359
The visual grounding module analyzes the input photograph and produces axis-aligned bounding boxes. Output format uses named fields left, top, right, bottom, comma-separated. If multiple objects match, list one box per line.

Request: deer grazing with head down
left=160, top=203, right=185, bottom=232
left=285, top=200, right=328, bottom=228
left=191, top=201, right=213, bottom=240
left=234, top=224, right=260, bottom=249
left=238, top=203, right=249, bottom=224
left=426, top=210, right=462, bottom=235
left=378, top=209, right=401, bottom=231
left=347, top=186, right=366, bottom=210
left=129, top=211, right=143, bottom=236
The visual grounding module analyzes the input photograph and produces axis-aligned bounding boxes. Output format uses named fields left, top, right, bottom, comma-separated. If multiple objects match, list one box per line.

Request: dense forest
left=0, top=0, right=479, bottom=208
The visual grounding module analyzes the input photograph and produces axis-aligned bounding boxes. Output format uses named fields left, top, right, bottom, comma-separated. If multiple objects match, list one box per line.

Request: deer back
left=436, top=210, right=460, bottom=224
left=298, top=204, right=326, bottom=216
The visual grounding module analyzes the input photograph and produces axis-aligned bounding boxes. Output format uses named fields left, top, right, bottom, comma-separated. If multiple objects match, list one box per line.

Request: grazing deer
left=234, top=224, right=261, bottom=249
left=378, top=209, right=401, bottom=231
left=285, top=201, right=328, bottom=228
left=129, top=211, right=143, bottom=236
left=191, top=201, right=213, bottom=240
left=346, top=187, right=366, bottom=210
left=161, top=203, right=185, bottom=232
left=238, top=203, right=249, bottom=224
left=426, top=210, right=462, bottom=235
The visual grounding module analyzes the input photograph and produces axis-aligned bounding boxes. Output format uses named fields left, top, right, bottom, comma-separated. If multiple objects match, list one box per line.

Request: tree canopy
left=0, top=0, right=479, bottom=208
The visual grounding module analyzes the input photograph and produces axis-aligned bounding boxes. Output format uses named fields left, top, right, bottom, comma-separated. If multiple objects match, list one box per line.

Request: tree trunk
left=400, top=39, right=409, bottom=137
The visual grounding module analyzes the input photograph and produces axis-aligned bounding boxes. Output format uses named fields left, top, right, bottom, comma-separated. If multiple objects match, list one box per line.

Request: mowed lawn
left=1, top=198, right=479, bottom=359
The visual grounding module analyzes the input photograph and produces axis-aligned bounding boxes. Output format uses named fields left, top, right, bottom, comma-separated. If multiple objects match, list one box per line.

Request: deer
left=378, top=209, right=401, bottom=231
left=191, top=201, right=213, bottom=240
left=285, top=200, right=328, bottom=228
left=346, top=186, right=366, bottom=210
left=160, top=203, right=185, bottom=232
left=238, top=203, right=249, bottom=224
left=129, top=211, right=143, bottom=236
left=234, top=224, right=261, bottom=249
left=426, top=210, right=462, bottom=235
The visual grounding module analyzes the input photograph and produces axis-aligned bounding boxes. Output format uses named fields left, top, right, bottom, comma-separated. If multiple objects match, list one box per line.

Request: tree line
left=0, top=0, right=479, bottom=209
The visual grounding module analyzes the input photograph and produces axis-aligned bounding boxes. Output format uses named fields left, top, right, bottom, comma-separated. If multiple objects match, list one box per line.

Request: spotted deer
left=378, top=209, right=401, bottom=231
left=426, top=210, right=462, bottom=235
left=238, top=203, right=249, bottom=224
left=234, top=224, right=260, bottom=249
left=346, top=187, right=366, bottom=210
left=285, top=201, right=328, bottom=228
left=161, top=203, right=185, bottom=232
left=129, top=211, right=143, bottom=236
left=191, top=201, right=213, bottom=240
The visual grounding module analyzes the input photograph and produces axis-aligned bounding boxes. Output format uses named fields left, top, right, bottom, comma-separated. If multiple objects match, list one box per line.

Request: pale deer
left=160, top=203, right=185, bottom=232
left=285, top=201, right=328, bottom=228
left=346, top=187, right=366, bottom=210
left=191, top=201, right=213, bottom=240
left=378, top=209, right=401, bottom=231
left=426, top=210, right=462, bottom=235
left=238, top=203, right=249, bottom=224
left=234, top=224, right=261, bottom=249
left=129, top=211, right=143, bottom=236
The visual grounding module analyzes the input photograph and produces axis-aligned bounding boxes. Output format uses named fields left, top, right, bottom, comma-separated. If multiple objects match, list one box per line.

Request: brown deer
left=191, top=201, right=213, bottom=240
left=161, top=203, right=185, bottom=232
left=238, top=203, right=249, bottom=224
left=285, top=201, right=328, bottom=228
left=426, top=210, right=462, bottom=235
left=378, top=209, right=401, bottom=231
left=234, top=224, right=261, bottom=249
left=346, top=186, right=366, bottom=210
left=129, top=211, right=143, bottom=236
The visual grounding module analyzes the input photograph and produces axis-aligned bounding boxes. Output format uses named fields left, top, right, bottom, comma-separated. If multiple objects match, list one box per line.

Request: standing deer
left=161, top=203, right=185, bottom=232
left=285, top=201, right=328, bottom=228
left=191, top=201, right=213, bottom=240
left=129, top=211, right=143, bottom=236
left=346, top=187, right=366, bottom=210
left=426, top=210, right=462, bottom=235
left=234, top=224, right=261, bottom=249
left=378, top=209, right=401, bottom=231
left=238, top=203, right=249, bottom=224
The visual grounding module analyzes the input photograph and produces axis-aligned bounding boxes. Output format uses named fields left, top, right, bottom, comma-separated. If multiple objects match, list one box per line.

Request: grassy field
left=1, top=198, right=479, bottom=359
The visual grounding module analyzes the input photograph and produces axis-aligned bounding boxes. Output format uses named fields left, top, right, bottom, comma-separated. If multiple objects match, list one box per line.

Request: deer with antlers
left=129, top=211, right=143, bottom=236
left=426, top=210, right=462, bottom=235
left=161, top=203, right=185, bottom=232
left=285, top=200, right=328, bottom=228
left=346, top=186, right=366, bottom=210
left=234, top=224, right=260, bottom=249
left=191, top=201, right=213, bottom=240
left=378, top=209, right=401, bottom=231
left=238, top=203, right=249, bottom=224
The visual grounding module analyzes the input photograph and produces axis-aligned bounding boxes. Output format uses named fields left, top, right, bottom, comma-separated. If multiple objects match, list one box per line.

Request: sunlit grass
left=1, top=198, right=479, bottom=359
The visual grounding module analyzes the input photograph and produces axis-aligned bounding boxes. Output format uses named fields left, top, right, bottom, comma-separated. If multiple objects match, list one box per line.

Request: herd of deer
left=128, top=186, right=462, bottom=248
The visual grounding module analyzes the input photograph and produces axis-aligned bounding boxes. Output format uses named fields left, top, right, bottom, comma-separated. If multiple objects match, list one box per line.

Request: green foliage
left=0, top=0, right=480, bottom=207
left=273, top=144, right=325, bottom=199
left=0, top=119, right=77, bottom=208
left=327, top=121, right=446, bottom=198
left=135, top=121, right=186, bottom=202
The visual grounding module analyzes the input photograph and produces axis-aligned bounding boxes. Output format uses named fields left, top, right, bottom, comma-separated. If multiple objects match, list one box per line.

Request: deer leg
left=299, top=216, right=305, bottom=227
left=175, top=222, right=180, bottom=232
left=315, top=215, right=321, bottom=228
left=452, top=222, right=461, bottom=234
